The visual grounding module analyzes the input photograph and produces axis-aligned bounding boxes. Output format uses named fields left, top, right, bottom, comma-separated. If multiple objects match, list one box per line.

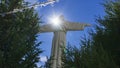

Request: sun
left=49, top=15, right=61, bottom=26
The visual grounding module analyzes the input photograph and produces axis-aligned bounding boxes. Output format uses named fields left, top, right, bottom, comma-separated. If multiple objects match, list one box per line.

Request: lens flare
left=49, top=15, right=61, bottom=27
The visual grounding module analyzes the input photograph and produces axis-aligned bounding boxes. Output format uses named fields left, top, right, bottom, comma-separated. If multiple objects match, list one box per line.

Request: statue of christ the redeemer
left=39, top=15, right=90, bottom=68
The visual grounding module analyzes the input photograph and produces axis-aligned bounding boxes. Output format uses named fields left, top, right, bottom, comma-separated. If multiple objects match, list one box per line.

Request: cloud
left=40, top=56, right=47, bottom=62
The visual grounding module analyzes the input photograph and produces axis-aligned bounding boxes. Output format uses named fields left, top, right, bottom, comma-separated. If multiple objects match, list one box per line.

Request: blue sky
left=28, top=0, right=106, bottom=66
left=36, top=0, right=105, bottom=56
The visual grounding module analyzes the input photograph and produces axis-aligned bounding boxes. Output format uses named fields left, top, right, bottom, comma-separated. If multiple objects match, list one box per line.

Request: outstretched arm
left=39, top=24, right=55, bottom=33
left=66, top=22, right=91, bottom=31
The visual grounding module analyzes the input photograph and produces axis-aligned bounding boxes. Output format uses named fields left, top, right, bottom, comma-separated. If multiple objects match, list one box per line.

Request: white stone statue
left=39, top=15, right=90, bottom=68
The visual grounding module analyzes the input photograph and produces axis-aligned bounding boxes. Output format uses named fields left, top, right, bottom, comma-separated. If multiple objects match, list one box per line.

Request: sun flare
left=49, top=15, right=61, bottom=26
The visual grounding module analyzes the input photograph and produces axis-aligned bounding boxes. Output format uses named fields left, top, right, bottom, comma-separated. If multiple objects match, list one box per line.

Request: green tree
left=93, top=0, right=120, bottom=67
left=62, top=38, right=117, bottom=68
left=0, top=0, right=42, bottom=68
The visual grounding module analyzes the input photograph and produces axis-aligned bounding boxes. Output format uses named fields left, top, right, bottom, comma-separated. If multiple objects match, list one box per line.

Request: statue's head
left=59, top=15, right=64, bottom=21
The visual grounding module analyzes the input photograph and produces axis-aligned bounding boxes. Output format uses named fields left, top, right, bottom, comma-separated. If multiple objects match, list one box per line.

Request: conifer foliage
left=93, top=0, right=120, bottom=67
left=0, top=0, right=42, bottom=68
left=62, top=39, right=117, bottom=68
